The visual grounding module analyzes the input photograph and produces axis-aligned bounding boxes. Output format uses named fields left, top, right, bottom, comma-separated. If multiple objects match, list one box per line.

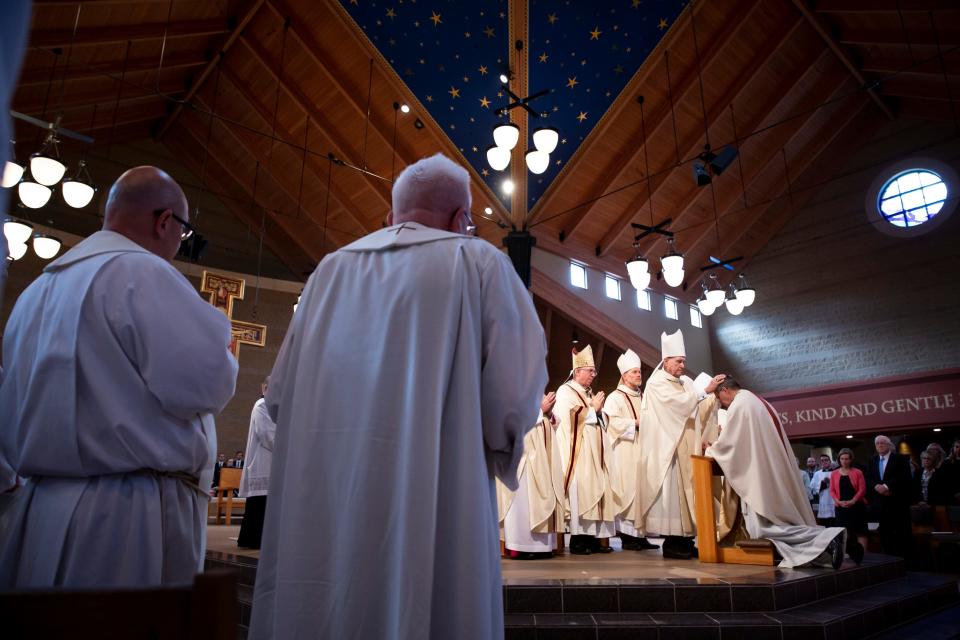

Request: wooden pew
left=691, top=455, right=775, bottom=566
left=214, top=467, right=242, bottom=525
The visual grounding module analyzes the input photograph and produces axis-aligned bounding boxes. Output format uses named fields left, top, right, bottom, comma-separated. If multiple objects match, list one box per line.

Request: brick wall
left=710, top=119, right=960, bottom=394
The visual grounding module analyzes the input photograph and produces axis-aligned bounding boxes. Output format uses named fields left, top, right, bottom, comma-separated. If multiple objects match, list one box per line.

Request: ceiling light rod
left=10, top=110, right=94, bottom=144
left=326, top=152, right=392, bottom=183
left=630, top=217, right=673, bottom=242
left=700, top=255, right=742, bottom=272
left=495, top=87, right=553, bottom=118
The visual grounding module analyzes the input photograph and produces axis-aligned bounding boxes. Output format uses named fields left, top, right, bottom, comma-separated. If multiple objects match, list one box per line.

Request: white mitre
left=616, top=349, right=642, bottom=374
left=660, top=329, right=686, bottom=359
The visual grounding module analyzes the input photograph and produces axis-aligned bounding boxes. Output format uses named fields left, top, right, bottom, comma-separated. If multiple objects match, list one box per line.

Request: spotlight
left=414, top=118, right=424, bottom=129
left=693, top=162, right=711, bottom=187
left=499, top=73, right=509, bottom=84
left=483, top=207, right=493, bottom=216
left=846, top=434, right=853, bottom=439
left=709, top=145, right=739, bottom=175
left=502, top=179, right=514, bottom=195
left=400, top=104, right=410, bottom=114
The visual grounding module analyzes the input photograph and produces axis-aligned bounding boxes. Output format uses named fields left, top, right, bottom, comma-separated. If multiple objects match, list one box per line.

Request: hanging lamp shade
left=18, top=180, right=52, bottom=208
left=2, top=159, right=24, bottom=188
left=486, top=145, right=510, bottom=171
left=525, top=149, right=550, bottom=175
left=661, top=239, right=685, bottom=287
left=724, top=286, right=744, bottom=315
left=705, top=277, right=726, bottom=307
left=4, top=218, right=34, bottom=245
left=735, top=286, right=756, bottom=307
left=663, top=266, right=684, bottom=287
left=626, top=256, right=650, bottom=291
left=30, top=152, right=66, bottom=186
left=532, top=127, right=559, bottom=154
left=697, top=296, right=716, bottom=316
left=32, top=233, right=62, bottom=259
left=62, top=179, right=96, bottom=208
left=492, top=122, right=520, bottom=150
left=8, top=241, right=28, bottom=261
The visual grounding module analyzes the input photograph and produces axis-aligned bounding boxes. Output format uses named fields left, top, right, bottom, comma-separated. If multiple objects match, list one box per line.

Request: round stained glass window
left=877, top=169, right=948, bottom=228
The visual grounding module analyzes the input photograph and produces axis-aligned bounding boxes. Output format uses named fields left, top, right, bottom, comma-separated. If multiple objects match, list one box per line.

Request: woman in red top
left=831, top=447, right=867, bottom=563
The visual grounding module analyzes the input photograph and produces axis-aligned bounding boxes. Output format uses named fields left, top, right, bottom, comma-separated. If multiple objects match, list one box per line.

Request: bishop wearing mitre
left=602, top=349, right=658, bottom=551
left=638, top=330, right=723, bottom=559
left=496, top=393, right=564, bottom=559
left=554, top=345, right=615, bottom=555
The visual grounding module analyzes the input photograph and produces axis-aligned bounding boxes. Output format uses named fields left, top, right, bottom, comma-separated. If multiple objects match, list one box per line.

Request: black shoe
left=570, top=545, right=593, bottom=555
left=828, top=533, right=844, bottom=570
left=634, top=538, right=659, bottom=550
left=618, top=533, right=639, bottom=551
left=595, top=545, right=614, bottom=554
left=849, top=540, right=864, bottom=566
left=662, top=537, right=693, bottom=560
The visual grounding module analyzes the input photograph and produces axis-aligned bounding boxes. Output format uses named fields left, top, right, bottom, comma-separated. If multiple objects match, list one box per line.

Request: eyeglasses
left=153, top=208, right=195, bottom=241
left=449, top=207, right=477, bottom=236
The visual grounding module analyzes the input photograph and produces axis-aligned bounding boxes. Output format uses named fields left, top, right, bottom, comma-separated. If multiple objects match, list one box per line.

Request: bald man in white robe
left=706, top=377, right=849, bottom=569
left=0, top=167, right=238, bottom=588
left=250, top=153, right=547, bottom=640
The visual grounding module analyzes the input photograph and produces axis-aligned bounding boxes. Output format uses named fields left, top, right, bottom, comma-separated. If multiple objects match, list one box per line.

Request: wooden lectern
left=691, top=455, right=775, bottom=566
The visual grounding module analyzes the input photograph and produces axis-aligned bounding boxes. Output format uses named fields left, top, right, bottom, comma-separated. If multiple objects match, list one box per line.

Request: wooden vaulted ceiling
left=11, top=0, right=960, bottom=295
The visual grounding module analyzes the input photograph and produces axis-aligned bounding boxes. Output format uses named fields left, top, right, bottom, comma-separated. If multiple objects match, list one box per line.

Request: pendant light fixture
left=2, top=140, right=24, bottom=188
left=660, top=237, right=685, bottom=287
left=486, top=144, right=510, bottom=171
left=734, top=273, right=756, bottom=307
left=7, top=241, right=28, bottom=261
left=724, top=284, right=744, bottom=315
left=17, top=178, right=52, bottom=209
left=626, top=252, right=651, bottom=291
left=3, top=218, right=34, bottom=245
left=29, top=132, right=67, bottom=187
left=705, top=273, right=726, bottom=307
left=32, top=233, right=62, bottom=259
left=532, top=127, right=558, bottom=154
left=524, top=149, right=549, bottom=174
left=492, top=122, right=520, bottom=150
left=61, top=159, right=96, bottom=208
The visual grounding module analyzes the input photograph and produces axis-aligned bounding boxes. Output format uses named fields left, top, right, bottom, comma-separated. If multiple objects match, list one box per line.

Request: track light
left=709, top=145, right=739, bottom=175
left=693, top=162, right=711, bottom=187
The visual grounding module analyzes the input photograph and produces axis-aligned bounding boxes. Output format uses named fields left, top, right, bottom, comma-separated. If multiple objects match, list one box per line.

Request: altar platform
left=206, top=525, right=960, bottom=638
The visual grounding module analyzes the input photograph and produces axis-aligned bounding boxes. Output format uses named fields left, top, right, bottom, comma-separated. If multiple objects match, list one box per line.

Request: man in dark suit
left=866, top=435, right=913, bottom=558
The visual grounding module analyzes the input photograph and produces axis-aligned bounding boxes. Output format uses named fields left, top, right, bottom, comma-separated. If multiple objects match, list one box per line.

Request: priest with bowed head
left=705, top=377, right=853, bottom=569
left=638, top=329, right=723, bottom=559
left=249, top=153, right=547, bottom=640
left=0, top=166, right=238, bottom=587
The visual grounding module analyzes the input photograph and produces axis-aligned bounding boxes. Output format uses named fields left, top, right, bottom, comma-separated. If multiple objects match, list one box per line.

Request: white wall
left=532, top=247, right=714, bottom=374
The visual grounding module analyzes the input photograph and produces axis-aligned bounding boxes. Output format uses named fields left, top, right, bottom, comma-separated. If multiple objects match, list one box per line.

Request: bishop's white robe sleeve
left=103, top=256, right=238, bottom=420
left=603, top=394, right=637, bottom=442
left=254, top=401, right=276, bottom=451
left=479, top=251, right=548, bottom=490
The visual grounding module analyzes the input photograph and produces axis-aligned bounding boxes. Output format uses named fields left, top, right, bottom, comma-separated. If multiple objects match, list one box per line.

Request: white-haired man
left=638, top=330, right=722, bottom=559
left=0, top=167, right=238, bottom=587
left=603, top=349, right=657, bottom=550
left=250, top=153, right=547, bottom=640
left=866, top=435, right=913, bottom=558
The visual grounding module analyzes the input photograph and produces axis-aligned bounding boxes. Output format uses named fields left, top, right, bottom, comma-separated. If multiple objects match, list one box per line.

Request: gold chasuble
left=555, top=381, right=614, bottom=523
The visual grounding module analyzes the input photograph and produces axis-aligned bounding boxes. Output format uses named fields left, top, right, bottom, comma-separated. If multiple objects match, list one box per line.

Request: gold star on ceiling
left=576, top=111, right=588, bottom=122
left=547, top=13, right=558, bottom=24
left=448, top=87, right=460, bottom=98
left=463, top=75, right=470, bottom=82
left=386, top=7, right=396, bottom=18
left=464, top=31, right=471, bottom=38
left=472, top=146, right=478, bottom=152
left=658, top=18, right=668, bottom=30
left=479, top=96, right=491, bottom=108
left=481, top=168, right=489, bottom=176
left=484, top=26, right=495, bottom=38
left=430, top=11, right=442, bottom=26
left=566, top=76, right=578, bottom=89
left=478, top=65, right=488, bottom=75
left=426, top=95, right=433, bottom=102
left=539, top=53, right=549, bottom=63
left=590, top=26, right=602, bottom=40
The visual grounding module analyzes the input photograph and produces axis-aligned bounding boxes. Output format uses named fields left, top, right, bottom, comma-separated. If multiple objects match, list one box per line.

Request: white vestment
left=239, top=398, right=276, bottom=498
left=639, top=369, right=703, bottom=537
left=554, top=381, right=615, bottom=538
left=706, top=390, right=844, bottom=568
left=603, top=385, right=643, bottom=537
left=249, top=222, right=547, bottom=640
left=0, top=230, right=237, bottom=587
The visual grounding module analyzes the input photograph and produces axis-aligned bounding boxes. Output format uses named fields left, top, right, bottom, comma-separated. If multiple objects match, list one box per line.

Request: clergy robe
left=237, top=397, right=276, bottom=549
left=249, top=222, right=547, bottom=640
left=555, top=381, right=615, bottom=537
left=705, top=390, right=844, bottom=568
left=496, top=413, right=563, bottom=552
left=603, top=385, right=644, bottom=536
left=638, top=369, right=703, bottom=537
left=0, top=230, right=237, bottom=587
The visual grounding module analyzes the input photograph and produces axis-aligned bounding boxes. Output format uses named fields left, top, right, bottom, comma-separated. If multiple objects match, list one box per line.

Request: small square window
left=604, top=275, right=621, bottom=300
left=636, top=289, right=651, bottom=311
left=570, top=262, right=587, bottom=289
left=664, top=296, right=678, bottom=320
left=690, top=306, right=702, bottom=328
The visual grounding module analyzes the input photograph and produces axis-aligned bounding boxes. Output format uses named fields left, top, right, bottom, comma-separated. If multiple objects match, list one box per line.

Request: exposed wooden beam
left=816, top=0, right=960, bottom=12
left=29, top=18, right=230, bottom=49
left=155, top=0, right=266, bottom=140
left=14, top=80, right=184, bottom=114
left=234, top=35, right=392, bottom=210
left=19, top=52, right=206, bottom=87
left=881, top=74, right=960, bottom=100
left=551, top=0, right=763, bottom=242
left=838, top=28, right=960, bottom=47
left=596, top=14, right=808, bottom=258
left=790, top=0, right=896, bottom=120
left=529, top=267, right=660, bottom=366
left=214, top=64, right=378, bottom=235
left=862, top=56, right=960, bottom=77
left=897, top=96, right=960, bottom=121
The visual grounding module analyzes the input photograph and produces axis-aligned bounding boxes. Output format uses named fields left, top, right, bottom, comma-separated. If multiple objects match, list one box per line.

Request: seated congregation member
left=497, top=393, right=563, bottom=559
left=237, top=377, right=276, bottom=550
left=0, top=166, right=238, bottom=588
left=705, top=377, right=849, bottom=569
left=831, top=448, right=868, bottom=562
left=603, top=349, right=657, bottom=551
left=554, top=346, right=615, bottom=555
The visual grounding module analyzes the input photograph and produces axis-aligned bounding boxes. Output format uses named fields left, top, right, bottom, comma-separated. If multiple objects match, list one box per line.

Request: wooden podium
left=691, top=455, right=775, bottom=566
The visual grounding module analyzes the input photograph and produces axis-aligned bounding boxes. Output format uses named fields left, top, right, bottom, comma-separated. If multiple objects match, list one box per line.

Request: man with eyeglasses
left=0, top=166, right=238, bottom=588
left=250, top=153, right=546, bottom=640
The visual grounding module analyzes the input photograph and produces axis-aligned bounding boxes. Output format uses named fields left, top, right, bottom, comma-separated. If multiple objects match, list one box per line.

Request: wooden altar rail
left=691, top=455, right=775, bottom=566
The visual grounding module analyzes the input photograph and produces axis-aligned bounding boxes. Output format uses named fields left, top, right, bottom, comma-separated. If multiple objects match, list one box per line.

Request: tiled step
left=870, top=601, right=960, bottom=640
left=504, top=573, right=959, bottom=640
